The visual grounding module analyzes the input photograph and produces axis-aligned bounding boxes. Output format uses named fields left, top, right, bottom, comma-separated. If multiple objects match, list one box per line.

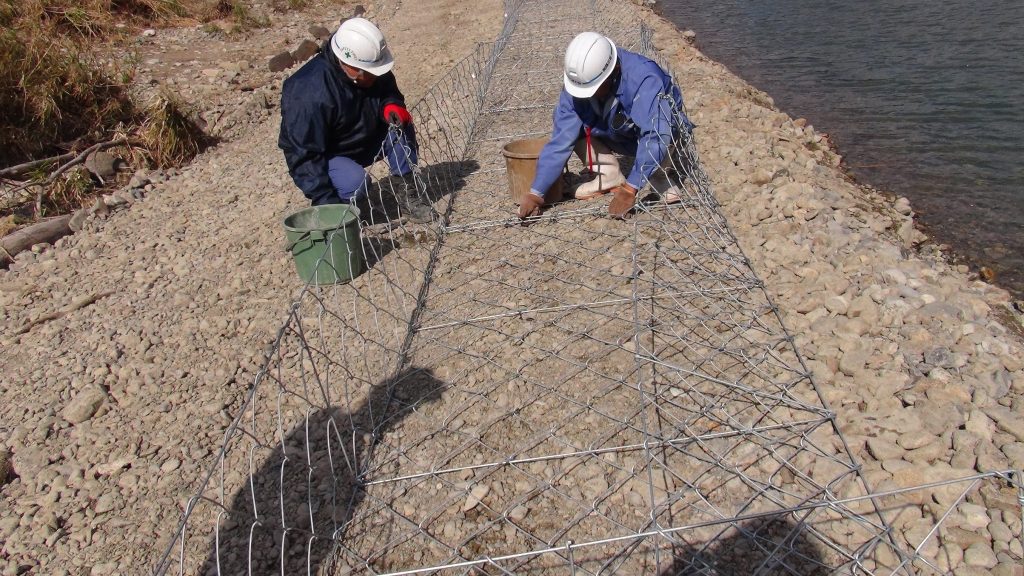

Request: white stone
left=508, top=505, right=528, bottom=522
left=61, top=388, right=107, bottom=424
left=882, top=268, right=908, bottom=285
left=958, top=503, right=991, bottom=530
left=463, top=483, right=490, bottom=512
left=963, top=543, right=997, bottom=568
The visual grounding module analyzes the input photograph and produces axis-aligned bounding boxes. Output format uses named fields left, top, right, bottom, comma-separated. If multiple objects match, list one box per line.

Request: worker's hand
left=518, top=191, right=545, bottom=219
left=383, top=104, right=413, bottom=126
left=608, top=183, right=637, bottom=219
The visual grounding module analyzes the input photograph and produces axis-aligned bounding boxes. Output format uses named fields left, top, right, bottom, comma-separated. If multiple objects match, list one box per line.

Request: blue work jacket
left=530, top=49, right=692, bottom=198
left=278, top=41, right=406, bottom=204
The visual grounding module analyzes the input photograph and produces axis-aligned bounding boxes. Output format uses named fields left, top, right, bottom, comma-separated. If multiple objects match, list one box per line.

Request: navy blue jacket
left=278, top=41, right=406, bottom=204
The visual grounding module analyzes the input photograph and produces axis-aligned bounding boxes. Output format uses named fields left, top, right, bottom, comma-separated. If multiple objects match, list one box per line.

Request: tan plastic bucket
left=501, top=138, right=563, bottom=204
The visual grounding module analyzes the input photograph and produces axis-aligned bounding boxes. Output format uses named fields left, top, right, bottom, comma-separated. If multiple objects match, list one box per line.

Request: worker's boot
left=352, top=184, right=390, bottom=226
left=572, top=138, right=624, bottom=200
left=391, top=172, right=434, bottom=224
left=354, top=174, right=430, bottom=226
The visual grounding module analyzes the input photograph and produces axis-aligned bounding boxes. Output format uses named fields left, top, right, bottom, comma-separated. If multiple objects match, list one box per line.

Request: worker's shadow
left=656, top=516, right=829, bottom=575
left=417, top=158, right=480, bottom=205
left=360, top=158, right=479, bottom=270
left=201, top=367, right=447, bottom=575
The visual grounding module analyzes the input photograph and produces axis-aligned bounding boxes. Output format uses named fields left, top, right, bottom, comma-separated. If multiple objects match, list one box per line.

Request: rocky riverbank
left=644, top=16, right=1024, bottom=573
left=1, top=0, right=1022, bottom=574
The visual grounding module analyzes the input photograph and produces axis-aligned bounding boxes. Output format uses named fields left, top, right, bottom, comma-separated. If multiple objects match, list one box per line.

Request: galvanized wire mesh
left=154, top=1, right=1023, bottom=574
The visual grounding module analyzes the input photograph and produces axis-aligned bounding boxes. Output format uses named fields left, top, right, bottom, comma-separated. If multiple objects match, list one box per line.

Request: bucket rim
left=501, top=137, right=549, bottom=160
left=282, top=204, right=360, bottom=233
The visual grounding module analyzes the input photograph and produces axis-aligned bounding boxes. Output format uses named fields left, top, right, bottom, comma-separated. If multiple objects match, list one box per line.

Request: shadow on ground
left=361, top=158, right=480, bottom=269
left=201, top=367, right=448, bottom=575
left=658, top=516, right=830, bottom=576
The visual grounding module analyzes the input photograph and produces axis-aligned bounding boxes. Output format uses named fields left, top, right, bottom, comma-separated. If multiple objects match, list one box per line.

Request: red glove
left=383, top=103, right=413, bottom=126
left=608, top=183, right=637, bottom=219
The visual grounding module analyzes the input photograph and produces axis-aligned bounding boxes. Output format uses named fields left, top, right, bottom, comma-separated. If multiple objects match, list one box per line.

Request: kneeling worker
left=279, top=17, right=432, bottom=222
left=519, top=32, right=693, bottom=220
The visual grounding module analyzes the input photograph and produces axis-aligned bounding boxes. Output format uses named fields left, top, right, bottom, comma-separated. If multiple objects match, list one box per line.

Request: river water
left=658, top=0, right=1024, bottom=298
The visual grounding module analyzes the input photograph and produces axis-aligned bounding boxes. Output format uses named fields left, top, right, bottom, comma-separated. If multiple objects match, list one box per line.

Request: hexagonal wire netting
left=154, top=0, right=1023, bottom=574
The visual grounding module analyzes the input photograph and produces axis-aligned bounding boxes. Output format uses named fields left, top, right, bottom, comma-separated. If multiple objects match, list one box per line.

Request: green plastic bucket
left=283, top=204, right=364, bottom=285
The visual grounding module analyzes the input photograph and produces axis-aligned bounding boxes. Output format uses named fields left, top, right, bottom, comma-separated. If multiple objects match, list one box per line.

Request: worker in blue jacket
left=279, top=17, right=431, bottom=222
left=519, top=32, right=693, bottom=220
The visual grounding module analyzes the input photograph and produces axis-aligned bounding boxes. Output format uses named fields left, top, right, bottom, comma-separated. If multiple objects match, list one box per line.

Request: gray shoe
left=394, top=173, right=434, bottom=224
left=352, top=195, right=387, bottom=227
left=401, top=195, right=434, bottom=224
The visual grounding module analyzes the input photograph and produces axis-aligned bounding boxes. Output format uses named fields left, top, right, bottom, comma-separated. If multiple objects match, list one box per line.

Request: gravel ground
left=2, top=0, right=1023, bottom=574
left=0, top=1, right=504, bottom=573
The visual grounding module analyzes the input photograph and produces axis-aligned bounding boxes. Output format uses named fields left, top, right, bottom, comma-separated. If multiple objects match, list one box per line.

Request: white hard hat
left=563, top=32, right=618, bottom=98
left=331, top=17, right=394, bottom=76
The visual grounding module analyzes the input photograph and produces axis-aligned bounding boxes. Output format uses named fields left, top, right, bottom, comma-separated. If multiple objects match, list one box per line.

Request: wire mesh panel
left=152, top=36, right=503, bottom=576
left=155, top=1, right=1023, bottom=574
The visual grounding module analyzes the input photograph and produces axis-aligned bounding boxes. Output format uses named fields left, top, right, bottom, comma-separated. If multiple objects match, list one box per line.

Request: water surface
left=660, top=0, right=1024, bottom=298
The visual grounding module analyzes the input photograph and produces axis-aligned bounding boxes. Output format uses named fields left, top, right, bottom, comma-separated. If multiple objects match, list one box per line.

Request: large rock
left=838, top=348, right=868, bottom=376
left=896, top=430, right=935, bottom=450
left=957, top=502, right=991, bottom=530
left=68, top=208, right=89, bottom=232
left=963, top=543, right=998, bottom=569
left=308, top=24, right=330, bottom=41
left=268, top=52, right=296, bottom=73
left=984, top=406, right=1024, bottom=442
left=84, top=150, right=119, bottom=182
left=1000, top=442, right=1024, bottom=468
left=866, top=437, right=905, bottom=461
left=291, top=39, right=319, bottom=62
left=915, top=400, right=966, bottom=435
left=61, top=387, right=107, bottom=424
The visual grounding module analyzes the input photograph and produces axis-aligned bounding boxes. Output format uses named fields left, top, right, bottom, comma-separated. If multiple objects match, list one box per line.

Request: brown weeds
left=141, top=92, right=210, bottom=166
left=0, top=29, right=136, bottom=166
left=0, top=0, right=253, bottom=226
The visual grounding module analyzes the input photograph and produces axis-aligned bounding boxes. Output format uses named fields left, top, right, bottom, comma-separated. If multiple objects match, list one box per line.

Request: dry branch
left=10, top=290, right=115, bottom=337
left=0, top=152, right=77, bottom=179
left=5, top=137, right=131, bottom=199
left=0, top=214, right=73, bottom=267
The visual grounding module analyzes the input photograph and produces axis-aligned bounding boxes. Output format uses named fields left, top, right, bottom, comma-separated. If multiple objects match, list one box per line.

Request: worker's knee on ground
left=327, top=156, right=371, bottom=201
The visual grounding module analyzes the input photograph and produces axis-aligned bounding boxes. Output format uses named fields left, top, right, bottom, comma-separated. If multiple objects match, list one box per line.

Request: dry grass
left=141, top=92, right=212, bottom=166
left=0, top=28, right=136, bottom=167
left=0, top=0, right=271, bottom=224
left=40, top=166, right=97, bottom=215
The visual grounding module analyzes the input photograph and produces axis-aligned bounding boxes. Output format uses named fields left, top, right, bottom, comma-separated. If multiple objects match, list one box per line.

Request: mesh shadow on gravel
left=198, top=367, right=447, bottom=575
left=361, top=158, right=481, bottom=270
left=658, top=516, right=828, bottom=576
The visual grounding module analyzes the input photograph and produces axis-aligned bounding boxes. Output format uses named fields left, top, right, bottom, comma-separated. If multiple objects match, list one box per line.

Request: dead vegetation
left=0, top=0, right=276, bottom=230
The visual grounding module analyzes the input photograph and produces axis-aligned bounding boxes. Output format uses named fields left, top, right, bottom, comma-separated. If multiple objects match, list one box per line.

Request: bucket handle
left=284, top=230, right=325, bottom=252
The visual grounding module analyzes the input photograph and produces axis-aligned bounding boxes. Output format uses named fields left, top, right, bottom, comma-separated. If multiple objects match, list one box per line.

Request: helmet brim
left=563, top=39, right=617, bottom=98
left=341, top=45, right=394, bottom=77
